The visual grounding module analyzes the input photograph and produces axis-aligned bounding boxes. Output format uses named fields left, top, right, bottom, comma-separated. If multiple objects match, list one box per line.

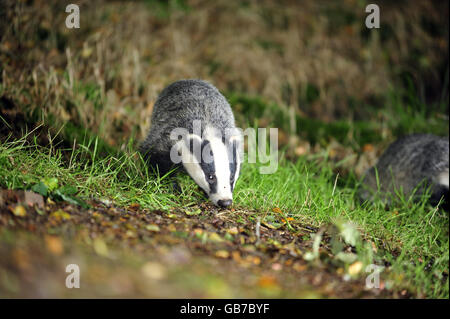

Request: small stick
left=255, top=217, right=261, bottom=245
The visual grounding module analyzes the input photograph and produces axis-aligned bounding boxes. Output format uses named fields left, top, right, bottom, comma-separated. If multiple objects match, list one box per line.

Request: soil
left=0, top=189, right=400, bottom=298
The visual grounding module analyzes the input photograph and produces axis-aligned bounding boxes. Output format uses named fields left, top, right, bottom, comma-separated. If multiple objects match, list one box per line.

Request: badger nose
left=217, top=199, right=232, bottom=208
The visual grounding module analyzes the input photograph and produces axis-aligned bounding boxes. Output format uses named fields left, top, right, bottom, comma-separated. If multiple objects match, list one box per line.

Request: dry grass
left=1, top=0, right=448, bottom=148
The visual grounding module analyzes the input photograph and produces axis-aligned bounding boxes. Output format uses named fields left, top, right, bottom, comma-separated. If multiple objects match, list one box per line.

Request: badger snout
left=209, top=184, right=233, bottom=208
left=217, top=199, right=232, bottom=208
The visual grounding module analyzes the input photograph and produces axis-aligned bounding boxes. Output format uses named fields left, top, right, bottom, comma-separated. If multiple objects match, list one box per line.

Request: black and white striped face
left=178, top=128, right=241, bottom=208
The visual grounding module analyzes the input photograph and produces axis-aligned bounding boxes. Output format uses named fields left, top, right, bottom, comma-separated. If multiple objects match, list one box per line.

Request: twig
left=255, top=217, right=261, bottom=245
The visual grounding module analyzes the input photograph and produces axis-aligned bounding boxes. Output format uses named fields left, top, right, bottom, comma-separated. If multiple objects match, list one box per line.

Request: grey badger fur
left=359, top=133, right=449, bottom=209
left=139, top=79, right=242, bottom=208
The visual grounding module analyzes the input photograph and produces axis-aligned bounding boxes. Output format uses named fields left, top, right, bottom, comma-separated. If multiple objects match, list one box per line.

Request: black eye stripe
left=201, top=140, right=210, bottom=153
left=186, top=136, right=202, bottom=163
left=190, top=138, right=240, bottom=194
left=199, top=140, right=217, bottom=193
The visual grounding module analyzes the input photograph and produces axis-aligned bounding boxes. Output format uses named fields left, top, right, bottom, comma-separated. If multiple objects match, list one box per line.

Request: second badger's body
left=139, top=79, right=242, bottom=208
left=359, top=133, right=449, bottom=208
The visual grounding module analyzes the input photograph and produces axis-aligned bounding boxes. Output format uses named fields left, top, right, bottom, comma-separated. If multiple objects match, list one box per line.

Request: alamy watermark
left=65, top=264, right=80, bottom=288
left=365, top=4, right=380, bottom=29
left=365, top=264, right=384, bottom=289
left=65, top=3, right=380, bottom=30
left=65, top=4, right=80, bottom=29
left=168, top=121, right=278, bottom=174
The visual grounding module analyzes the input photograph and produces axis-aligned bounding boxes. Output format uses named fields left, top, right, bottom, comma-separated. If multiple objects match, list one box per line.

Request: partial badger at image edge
left=139, top=79, right=242, bottom=208
left=359, top=133, right=449, bottom=209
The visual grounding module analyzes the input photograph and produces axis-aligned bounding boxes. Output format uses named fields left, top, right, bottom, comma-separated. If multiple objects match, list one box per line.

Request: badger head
left=174, top=127, right=242, bottom=208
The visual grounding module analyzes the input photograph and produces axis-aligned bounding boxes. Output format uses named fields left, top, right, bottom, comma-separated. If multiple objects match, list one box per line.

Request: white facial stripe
left=204, top=128, right=233, bottom=202
left=178, top=127, right=239, bottom=206
left=179, top=142, right=210, bottom=194
left=210, top=137, right=232, bottom=198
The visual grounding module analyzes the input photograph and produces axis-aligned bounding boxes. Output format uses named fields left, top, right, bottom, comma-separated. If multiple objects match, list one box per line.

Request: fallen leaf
left=193, top=228, right=204, bottom=235
left=257, top=275, right=277, bottom=288
left=226, top=227, right=239, bottom=235
left=208, top=232, right=224, bottom=243
left=231, top=251, right=241, bottom=262
left=284, top=259, right=293, bottom=266
left=81, top=46, right=93, bottom=58
left=128, top=203, right=141, bottom=211
left=248, top=255, right=261, bottom=265
left=125, top=230, right=137, bottom=238
left=338, top=221, right=360, bottom=246
left=93, top=238, right=109, bottom=257
left=185, top=208, right=202, bottom=216
left=12, top=205, right=26, bottom=217
left=45, top=235, right=63, bottom=255
left=50, top=209, right=71, bottom=221
left=141, top=262, right=167, bottom=280
left=363, top=144, right=374, bottom=152
left=224, top=233, right=234, bottom=241
left=272, top=207, right=282, bottom=214
left=293, top=263, right=307, bottom=272
left=336, top=252, right=358, bottom=264
left=215, top=250, right=230, bottom=258
left=146, top=224, right=160, bottom=232
left=348, top=261, right=363, bottom=276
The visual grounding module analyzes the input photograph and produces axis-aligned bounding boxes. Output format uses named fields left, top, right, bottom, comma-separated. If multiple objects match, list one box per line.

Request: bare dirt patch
left=0, top=189, right=402, bottom=298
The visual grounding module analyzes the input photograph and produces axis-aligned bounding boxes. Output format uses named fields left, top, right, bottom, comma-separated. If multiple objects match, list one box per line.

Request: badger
left=359, top=133, right=449, bottom=209
left=139, top=79, right=243, bottom=208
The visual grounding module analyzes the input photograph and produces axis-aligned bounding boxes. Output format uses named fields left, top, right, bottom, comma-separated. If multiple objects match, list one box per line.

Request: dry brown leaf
left=215, top=250, right=230, bottom=259
left=45, top=235, right=63, bottom=255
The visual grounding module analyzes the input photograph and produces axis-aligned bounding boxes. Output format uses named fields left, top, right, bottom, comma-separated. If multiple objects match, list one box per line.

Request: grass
left=0, top=123, right=448, bottom=298
left=228, top=87, right=449, bottom=148
left=0, top=0, right=448, bottom=299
